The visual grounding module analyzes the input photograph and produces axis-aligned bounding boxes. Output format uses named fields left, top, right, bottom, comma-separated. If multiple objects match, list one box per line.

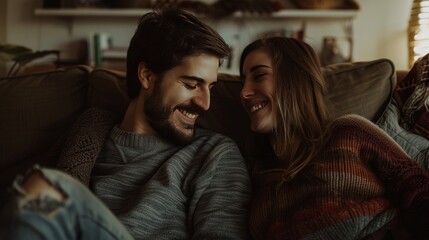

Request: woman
left=239, top=37, right=429, bottom=240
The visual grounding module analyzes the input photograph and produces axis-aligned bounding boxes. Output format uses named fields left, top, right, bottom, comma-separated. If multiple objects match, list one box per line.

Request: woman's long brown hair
left=240, top=37, right=331, bottom=183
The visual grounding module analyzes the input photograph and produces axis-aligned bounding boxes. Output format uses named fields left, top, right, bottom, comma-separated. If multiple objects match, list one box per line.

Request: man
left=3, top=9, right=251, bottom=239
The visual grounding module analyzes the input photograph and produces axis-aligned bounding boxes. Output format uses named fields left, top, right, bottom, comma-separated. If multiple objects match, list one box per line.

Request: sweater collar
left=110, top=125, right=177, bottom=150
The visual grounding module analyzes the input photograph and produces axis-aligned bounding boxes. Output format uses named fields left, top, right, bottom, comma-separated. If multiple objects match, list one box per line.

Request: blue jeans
left=4, top=166, right=133, bottom=240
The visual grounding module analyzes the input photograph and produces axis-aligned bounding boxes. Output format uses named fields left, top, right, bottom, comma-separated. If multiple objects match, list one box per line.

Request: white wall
left=6, top=0, right=42, bottom=50
left=3, top=0, right=414, bottom=72
left=353, top=0, right=412, bottom=70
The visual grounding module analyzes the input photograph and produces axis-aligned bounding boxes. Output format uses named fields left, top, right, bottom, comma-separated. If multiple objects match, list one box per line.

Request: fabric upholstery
left=394, top=53, right=429, bottom=140
left=323, top=58, right=396, bottom=122
left=377, top=99, right=429, bottom=169
left=0, top=65, right=91, bottom=189
left=88, top=68, right=129, bottom=118
left=56, top=108, right=120, bottom=186
left=376, top=55, right=429, bottom=167
left=197, top=73, right=251, bottom=152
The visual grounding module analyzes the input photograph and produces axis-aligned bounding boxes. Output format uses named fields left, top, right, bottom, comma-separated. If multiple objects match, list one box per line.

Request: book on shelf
left=88, top=32, right=110, bottom=66
left=102, top=47, right=127, bottom=60
left=87, top=32, right=127, bottom=69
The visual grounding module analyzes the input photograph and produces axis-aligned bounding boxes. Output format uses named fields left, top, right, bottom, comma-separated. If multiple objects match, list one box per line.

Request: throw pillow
left=322, top=58, right=396, bottom=122
left=377, top=99, right=429, bottom=169
left=57, top=107, right=120, bottom=186
left=394, top=53, right=429, bottom=140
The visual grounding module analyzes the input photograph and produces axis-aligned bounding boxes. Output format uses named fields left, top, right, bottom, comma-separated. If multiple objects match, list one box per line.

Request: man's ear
left=138, top=62, right=153, bottom=89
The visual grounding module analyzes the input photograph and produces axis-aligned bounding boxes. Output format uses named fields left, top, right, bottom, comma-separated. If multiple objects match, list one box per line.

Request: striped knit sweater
left=90, top=125, right=251, bottom=239
left=249, top=114, right=429, bottom=240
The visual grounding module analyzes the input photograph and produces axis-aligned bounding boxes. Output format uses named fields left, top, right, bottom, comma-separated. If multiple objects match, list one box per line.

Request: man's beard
left=144, top=90, right=204, bottom=145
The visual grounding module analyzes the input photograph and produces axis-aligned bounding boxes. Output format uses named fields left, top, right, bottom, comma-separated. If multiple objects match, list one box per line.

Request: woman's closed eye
left=254, top=73, right=267, bottom=81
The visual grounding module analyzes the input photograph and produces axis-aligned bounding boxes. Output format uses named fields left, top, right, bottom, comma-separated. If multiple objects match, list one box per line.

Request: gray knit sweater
left=90, top=125, right=251, bottom=239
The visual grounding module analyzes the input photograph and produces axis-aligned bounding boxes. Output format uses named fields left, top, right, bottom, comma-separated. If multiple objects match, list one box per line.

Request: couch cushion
left=88, top=68, right=130, bottom=118
left=323, top=58, right=396, bottom=122
left=0, top=65, right=91, bottom=190
left=197, top=73, right=251, bottom=152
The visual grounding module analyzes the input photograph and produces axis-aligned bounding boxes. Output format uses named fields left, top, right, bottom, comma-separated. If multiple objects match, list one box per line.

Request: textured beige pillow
left=0, top=65, right=91, bottom=189
left=323, top=58, right=396, bottom=121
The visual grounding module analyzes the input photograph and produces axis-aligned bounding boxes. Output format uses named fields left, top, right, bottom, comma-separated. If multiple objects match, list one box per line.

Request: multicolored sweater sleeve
left=332, top=115, right=429, bottom=239
left=249, top=114, right=429, bottom=240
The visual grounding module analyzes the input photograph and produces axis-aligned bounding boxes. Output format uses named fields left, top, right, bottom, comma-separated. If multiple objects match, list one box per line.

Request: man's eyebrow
left=180, top=75, right=205, bottom=83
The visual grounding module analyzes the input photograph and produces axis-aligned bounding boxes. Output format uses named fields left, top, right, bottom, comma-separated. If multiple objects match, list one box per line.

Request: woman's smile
left=250, top=101, right=268, bottom=113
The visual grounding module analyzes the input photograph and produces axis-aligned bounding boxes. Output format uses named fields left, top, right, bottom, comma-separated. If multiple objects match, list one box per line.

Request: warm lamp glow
left=409, top=0, right=429, bottom=67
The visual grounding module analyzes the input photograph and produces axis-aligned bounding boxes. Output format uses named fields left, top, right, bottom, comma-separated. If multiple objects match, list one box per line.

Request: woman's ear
left=138, top=62, right=153, bottom=89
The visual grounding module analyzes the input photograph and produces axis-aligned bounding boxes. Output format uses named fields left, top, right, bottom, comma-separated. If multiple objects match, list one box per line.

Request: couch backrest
left=0, top=58, right=396, bottom=190
left=88, top=68, right=129, bottom=117
left=0, top=65, right=91, bottom=190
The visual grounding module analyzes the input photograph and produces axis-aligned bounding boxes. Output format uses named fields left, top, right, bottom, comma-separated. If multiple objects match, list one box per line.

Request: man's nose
left=192, top=89, right=210, bottom=111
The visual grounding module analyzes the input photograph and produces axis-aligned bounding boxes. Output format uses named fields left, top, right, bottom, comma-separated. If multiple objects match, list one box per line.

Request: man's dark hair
left=126, top=8, right=230, bottom=99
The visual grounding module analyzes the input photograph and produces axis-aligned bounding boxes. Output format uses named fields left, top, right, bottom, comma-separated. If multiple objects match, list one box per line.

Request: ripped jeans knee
left=3, top=165, right=133, bottom=240
left=13, top=166, right=67, bottom=217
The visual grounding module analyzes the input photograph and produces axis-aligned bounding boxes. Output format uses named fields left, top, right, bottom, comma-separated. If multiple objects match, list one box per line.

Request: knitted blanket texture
left=395, top=53, right=429, bottom=139
left=56, top=108, right=119, bottom=186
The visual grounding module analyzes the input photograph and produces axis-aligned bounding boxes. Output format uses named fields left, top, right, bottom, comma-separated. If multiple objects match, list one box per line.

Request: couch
left=0, top=58, right=417, bottom=191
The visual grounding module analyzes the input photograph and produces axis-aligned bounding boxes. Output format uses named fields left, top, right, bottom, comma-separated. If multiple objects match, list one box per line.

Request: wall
left=6, top=0, right=42, bottom=50
left=0, top=1, right=7, bottom=75
left=0, top=1, right=6, bottom=42
left=354, top=0, right=412, bottom=70
left=3, top=0, right=414, bottom=73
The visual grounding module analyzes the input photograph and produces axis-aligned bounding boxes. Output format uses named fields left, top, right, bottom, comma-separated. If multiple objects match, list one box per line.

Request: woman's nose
left=240, top=82, right=254, bottom=100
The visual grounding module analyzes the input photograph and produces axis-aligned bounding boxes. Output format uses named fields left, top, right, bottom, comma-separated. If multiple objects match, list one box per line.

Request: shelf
left=34, top=8, right=152, bottom=17
left=33, top=7, right=357, bottom=72
left=34, top=8, right=358, bottom=19
left=269, top=10, right=357, bottom=18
